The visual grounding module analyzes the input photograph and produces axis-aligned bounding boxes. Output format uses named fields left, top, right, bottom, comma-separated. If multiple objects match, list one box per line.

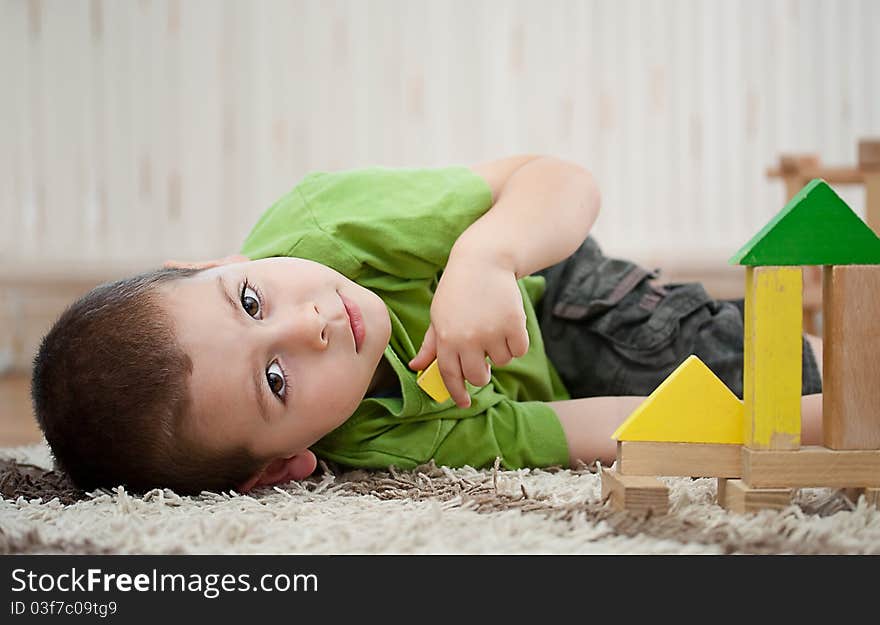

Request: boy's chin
left=373, top=302, right=393, bottom=345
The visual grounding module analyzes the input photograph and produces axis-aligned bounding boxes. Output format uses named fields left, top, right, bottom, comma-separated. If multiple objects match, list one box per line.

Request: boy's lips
left=339, top=293, right=365, bottom=353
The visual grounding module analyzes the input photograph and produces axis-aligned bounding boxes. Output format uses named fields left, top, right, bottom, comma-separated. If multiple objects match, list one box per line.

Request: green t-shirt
left=240, top=165, right=571, bottom=470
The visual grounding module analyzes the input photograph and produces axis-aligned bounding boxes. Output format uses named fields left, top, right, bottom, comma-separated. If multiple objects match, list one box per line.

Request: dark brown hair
left=31, top=267, right=265, bottom=495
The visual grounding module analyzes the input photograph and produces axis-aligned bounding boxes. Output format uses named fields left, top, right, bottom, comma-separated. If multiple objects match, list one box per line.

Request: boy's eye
left=240, top=284, right=261, bottom=318
left=266, top=361, right=286, bottom=398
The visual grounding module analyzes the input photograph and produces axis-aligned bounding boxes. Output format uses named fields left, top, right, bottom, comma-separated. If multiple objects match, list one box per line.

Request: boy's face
left=160, top=257, right=392, bottom=462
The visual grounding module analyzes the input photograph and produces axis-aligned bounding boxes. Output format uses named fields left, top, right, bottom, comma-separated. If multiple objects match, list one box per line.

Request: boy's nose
left=273, top=301, right=328, bottom=353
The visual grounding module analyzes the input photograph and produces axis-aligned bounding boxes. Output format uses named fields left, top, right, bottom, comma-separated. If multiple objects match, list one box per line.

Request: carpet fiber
left=1, top=441, right=879, bottom=555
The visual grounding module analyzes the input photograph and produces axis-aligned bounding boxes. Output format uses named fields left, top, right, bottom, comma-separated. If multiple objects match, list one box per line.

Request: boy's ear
left=236, top=450, right=318, bottom=493
left=163, top=254, right=250, bottom=271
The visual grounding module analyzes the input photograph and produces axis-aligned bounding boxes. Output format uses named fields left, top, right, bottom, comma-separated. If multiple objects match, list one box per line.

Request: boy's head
left=32, top=256, right=392, bottom=495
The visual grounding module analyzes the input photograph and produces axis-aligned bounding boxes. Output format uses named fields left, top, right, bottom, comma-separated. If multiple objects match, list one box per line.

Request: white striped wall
left=2, top=0, right=878, bottom=271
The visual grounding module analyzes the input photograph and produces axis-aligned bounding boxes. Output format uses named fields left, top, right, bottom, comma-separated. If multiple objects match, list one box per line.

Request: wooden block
left=805, top=167, right=865, bottom=185
left=840, top=487, right=880, bottom=508
left=717, top=478, right=791, bottom=514
left=742, top=446, right=880, bottom=488
left=600, top=468, right=669, bottom=515
left=611, top=355, right=744, bottom=444
left=864, top=170, right=880, bottom=236
left=767, top=166, right=863, bottom=185
left=617, top=441, right=742, bottom=478
left=743, top=266, right=802, bottom=450
left=729, top=179, right=880, bottom=266
left=823, top=265, right=880, bottom=450
left=416, top=358, right=451, bottom=403
left=858, top=139, right=880, bottom=170
left=779, top=154, right=821, bottom=175
left=717, top=477, right=728, bottom=502
left=863, top=488, right=880, bottom=509
left=841, top=487, right=860, bottom=502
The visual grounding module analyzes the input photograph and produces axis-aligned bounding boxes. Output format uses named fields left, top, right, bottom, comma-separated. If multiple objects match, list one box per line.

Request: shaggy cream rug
left=1, top=440, right=879, bottom=555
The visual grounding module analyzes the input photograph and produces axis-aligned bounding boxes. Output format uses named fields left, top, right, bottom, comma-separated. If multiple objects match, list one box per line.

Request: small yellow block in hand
left=416, top=359, right=451, bottom=403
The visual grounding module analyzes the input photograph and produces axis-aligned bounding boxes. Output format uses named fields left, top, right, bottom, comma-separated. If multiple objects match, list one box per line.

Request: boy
left=31, top=155, right=824, bottom=495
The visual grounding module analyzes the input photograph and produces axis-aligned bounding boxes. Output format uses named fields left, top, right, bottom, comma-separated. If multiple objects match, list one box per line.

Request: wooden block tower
left=602, top=178, right=880, bottom=515
left=766, top=138, right=880, bottom=334
left=729, top=179, right=880, bottom=504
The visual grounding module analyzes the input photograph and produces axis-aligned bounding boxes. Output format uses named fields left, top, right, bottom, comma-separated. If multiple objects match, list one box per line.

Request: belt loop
left=606, top=266, right=651, bottom=305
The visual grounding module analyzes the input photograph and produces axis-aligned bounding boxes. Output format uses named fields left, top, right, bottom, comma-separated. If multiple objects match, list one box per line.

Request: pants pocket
left=553, top=272, right=713, bottom=359
left=541, top=247, right=714, bottom=397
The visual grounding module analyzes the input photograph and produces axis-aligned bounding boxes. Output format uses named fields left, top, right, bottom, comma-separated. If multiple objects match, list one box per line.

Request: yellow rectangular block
left=416, top=359, right=451, bottom=403
left=743, top=266, right=802, bottom=450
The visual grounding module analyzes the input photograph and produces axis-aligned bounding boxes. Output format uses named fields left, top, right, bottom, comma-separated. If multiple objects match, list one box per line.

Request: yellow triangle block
left=612, top=355, right=744, bottom=444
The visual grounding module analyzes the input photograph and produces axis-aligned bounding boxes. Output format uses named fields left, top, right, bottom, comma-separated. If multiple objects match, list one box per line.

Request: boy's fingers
left=507, top=329, right=530, bottom=358
left=487, top=339, right=514, bottom=367
left=409, top=325, right=437, bottom=370
left=461, top=350, right=491, bottom=387
left=437, top=351, right=470, bottom=408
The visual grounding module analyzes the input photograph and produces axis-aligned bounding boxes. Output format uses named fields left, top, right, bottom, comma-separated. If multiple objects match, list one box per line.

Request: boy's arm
left=456, top=155, right=601, bottom=279
left=549, top=394, right=825, bottom=468
left=549, top=396, right=647, bottom=467
left=410, top=156, right=601, bottom=407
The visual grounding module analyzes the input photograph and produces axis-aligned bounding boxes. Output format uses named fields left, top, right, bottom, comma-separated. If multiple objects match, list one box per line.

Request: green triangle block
left=729, top=179, right=880, bottom=266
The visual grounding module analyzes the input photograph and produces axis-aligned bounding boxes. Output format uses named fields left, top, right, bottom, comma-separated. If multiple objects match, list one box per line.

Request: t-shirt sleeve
left=239, top=166, right=494, bottom=280
left=313, top=400, right=571, bottom=471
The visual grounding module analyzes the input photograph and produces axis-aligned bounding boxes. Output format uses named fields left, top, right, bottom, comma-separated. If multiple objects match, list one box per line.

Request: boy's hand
left=408, top=252, right=529, bottom=408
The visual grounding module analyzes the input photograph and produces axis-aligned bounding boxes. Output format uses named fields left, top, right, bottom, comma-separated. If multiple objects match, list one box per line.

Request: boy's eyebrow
left=216, top=275, right=271, bottom=424
left=217, top=275, right=241, bottom=322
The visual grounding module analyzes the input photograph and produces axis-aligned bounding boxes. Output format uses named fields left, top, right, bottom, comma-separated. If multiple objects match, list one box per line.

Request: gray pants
left=535, top=237, right=823, bottom=399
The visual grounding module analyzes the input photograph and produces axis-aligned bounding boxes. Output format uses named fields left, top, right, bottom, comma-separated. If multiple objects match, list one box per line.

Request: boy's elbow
left=584, top=168, right=601, bottom=213
left=572, top=164, right=601, bottom=231
left=534, top=156, right=601, bottom=244
left=546, top=157, right=601, bottom=216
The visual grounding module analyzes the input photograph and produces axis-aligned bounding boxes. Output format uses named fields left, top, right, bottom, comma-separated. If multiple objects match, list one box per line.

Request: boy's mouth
left=339, top=293, right=365, bottom=353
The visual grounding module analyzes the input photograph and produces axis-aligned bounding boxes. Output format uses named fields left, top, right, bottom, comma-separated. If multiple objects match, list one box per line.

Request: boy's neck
left=365, top=356, right=397, bottom=396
